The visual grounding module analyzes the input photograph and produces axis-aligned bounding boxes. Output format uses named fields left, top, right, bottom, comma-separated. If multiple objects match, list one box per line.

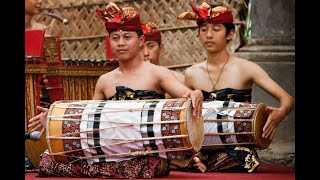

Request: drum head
left=185, top=99, right=204, bottom=152
left=253, top=104, right=272, bottom=149
left=46, top=101, right=68, bottom=163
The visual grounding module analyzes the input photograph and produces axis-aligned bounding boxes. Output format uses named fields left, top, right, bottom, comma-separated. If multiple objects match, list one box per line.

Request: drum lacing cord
left=52, top=147, right=194, bottom=164
left=129, top=149, right=151, bottom=156
left=127, top=146, right=193, bottom=156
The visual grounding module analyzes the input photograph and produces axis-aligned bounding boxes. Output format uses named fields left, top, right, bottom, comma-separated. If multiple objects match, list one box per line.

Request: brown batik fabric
left=161, top=100, right=192, bottom=159
left=62, top=104, right=86, bottom=162
left=38, top=153, right=169, bottom=178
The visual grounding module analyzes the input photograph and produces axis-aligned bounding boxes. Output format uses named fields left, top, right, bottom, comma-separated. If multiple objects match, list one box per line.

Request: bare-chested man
left=175, top=2, right=294, bottom=173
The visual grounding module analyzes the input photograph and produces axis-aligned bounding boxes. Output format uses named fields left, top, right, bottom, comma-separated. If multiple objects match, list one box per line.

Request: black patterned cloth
left=108, top=86, right=165, bottom=100
left=202, top=88, right=252, bottom=102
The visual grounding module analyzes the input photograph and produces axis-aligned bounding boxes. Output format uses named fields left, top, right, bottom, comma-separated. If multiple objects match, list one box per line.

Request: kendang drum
left=46, top=99, right=204, bottom=164
left=202, top=100, right=271, bottom=149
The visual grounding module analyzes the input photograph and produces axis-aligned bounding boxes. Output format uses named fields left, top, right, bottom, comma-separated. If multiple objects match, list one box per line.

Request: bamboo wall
left=34, top=0, right=249, bottom=70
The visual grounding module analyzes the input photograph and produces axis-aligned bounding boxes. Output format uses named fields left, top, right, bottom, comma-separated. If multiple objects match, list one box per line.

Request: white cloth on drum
left=80, top=102, right=96, bottom=164
left=202, top=101, right=241, bottom=146
left=80, top=101, right=166, bottom=164
left=140, top=101, right=167, bottom=159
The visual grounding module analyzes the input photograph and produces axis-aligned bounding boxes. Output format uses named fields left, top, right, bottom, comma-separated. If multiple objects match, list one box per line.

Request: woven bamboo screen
left=34, top=0, right=249, bottom=68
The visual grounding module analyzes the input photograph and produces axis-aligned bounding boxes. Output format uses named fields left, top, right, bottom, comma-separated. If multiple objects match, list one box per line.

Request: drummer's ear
left=139, top=34, right=145, bottom=48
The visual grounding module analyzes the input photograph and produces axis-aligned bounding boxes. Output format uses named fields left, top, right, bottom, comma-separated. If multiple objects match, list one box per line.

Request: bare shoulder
left=230, top=56, right=260, bottom=69
left=185, top=61, right=205, bottom=76
left=171, top=70, right=184, bottom=77
left=230, top=56, right=266, bottom=79
left=32, top=22, right=48, bottom=30
left=151, top=63, right=172, bottom=74
left=171, top=70, right=185, bottom=83
left=97, top=68, right=118, bottom=82
left=187, top=61, right=205, bottom=71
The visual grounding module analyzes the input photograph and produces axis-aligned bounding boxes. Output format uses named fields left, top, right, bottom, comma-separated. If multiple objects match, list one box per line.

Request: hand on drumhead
left=28, top=106, right=48, bottom=132
left=262, top=106, right=286, bottom=139
left=183, top=89, right=203, bottom=119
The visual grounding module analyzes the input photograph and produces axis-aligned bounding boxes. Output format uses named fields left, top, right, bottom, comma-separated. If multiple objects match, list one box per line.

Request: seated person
left=172, top=2, right=294, bottom=173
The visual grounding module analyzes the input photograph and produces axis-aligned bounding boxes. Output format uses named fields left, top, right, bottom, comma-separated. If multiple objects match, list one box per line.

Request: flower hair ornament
left=177, top=2, right=233, bottom=26
left=96, top=2, right=142, bottom=33
left=141, top=22, right=161, bottom=42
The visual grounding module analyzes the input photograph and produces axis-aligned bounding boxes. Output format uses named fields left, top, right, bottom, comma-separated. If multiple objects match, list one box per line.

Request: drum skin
left=46, top=103, right=66, bottom=162
left=252, top=103, right=271, bottom=149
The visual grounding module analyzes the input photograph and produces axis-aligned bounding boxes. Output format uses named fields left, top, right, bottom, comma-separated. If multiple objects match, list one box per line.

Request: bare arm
left=93, top=75, right=107, bottom=100
left=158, top=67, right=203, bottom=118
left=165, top=70, right=185, bottom=98
left=184, top=67, right=196, bottom=90
left=171, top=70, right=185, bottom=85
left=249, top=62, right=294, bottom=139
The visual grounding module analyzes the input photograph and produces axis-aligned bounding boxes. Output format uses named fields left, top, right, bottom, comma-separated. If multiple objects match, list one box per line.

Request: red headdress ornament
left=96, top=2, right=142, bottom=33
left=141, top=22, right=161, bottom=42
left=177, top=2, right=233, bottom=26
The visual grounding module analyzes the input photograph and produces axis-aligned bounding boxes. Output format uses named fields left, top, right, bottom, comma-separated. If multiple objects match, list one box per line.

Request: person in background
left=140, top=22, right=185, bottom=86
left=25, top=0, right=52, bottom=36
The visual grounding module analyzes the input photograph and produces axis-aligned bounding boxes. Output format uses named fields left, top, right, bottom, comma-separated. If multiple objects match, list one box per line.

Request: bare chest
left=192, top=70, right=251, bottom=91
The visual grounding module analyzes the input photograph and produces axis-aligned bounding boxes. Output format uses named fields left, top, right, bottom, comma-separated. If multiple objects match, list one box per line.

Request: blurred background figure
left=25, top=0, right=52, bottom=36
left=141, top=22, right=185, bottom=98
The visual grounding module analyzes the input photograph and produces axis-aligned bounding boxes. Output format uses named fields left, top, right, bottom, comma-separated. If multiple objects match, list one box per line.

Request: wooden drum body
left=46, top=99, right=203, bottom=164
left=202, top=101, right=271, bottom=149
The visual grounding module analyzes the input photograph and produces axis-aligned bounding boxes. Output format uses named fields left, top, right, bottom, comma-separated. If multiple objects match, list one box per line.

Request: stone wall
left=236, top=0, right=295, bottom=167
